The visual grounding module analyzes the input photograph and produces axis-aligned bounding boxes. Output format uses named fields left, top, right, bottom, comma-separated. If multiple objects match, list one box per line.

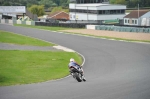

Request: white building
left=124, top=10, right=150, bottom=26
left=69, top=0, right=126, bottom=24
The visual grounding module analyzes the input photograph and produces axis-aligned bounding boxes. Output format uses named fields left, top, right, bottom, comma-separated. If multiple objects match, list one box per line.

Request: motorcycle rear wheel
left=74, top=72, right=82, bottom=82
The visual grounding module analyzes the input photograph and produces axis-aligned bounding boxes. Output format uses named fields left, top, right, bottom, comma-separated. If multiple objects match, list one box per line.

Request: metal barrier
left=95, top=25, right=150, bottom=33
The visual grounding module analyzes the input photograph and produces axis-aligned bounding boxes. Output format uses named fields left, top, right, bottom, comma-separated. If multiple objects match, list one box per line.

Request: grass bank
left=14, top=24, right=73, bottom=31
left=0, top=50, right=81, bottom=86
left=0, top=30, right=54, bottom=46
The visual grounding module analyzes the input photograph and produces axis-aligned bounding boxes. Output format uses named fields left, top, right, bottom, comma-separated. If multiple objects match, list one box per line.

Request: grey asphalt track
left=0, top=24, right=150, bottom=99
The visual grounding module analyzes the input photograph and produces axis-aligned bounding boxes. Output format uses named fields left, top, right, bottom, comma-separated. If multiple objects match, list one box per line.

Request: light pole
left=138, top=3, right=139, bottom=25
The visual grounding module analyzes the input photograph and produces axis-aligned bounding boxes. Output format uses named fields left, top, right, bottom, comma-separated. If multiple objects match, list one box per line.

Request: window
left=105, top=10, right=110, bottom=14
left=125, top=19, right=127, bottom=23
left=92, top=10, right=98, bottom=14
left=69, top=9, right=125, bottom=15
left=135, top=20, right=137, bottom=24
left=121, top=10, right=125, bottom=14
left=99, top=10, right=102, bottom=14
left=102, top=10, right=105, bottom=14
left=132, top=20, right=134, bottom=24
left=117, top=10, right=120, bottom=14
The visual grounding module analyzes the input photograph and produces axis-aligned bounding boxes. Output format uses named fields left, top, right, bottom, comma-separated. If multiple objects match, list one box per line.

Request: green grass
left=0, top=50, right=82, bottom=86
left=14, top=24, right=74, bottom=31
left=0, top=30, right=55, bottom=46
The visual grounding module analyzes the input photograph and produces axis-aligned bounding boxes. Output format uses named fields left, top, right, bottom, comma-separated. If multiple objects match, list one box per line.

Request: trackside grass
left=14, top=24, right=74, bottom=31
left=0, top=50, right=82, bottom=86
left=0, top=30, right=55, bottom=46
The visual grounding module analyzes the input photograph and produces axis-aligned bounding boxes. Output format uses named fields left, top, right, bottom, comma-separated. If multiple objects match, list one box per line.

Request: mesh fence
left=95, top=25, right=150, bottom=33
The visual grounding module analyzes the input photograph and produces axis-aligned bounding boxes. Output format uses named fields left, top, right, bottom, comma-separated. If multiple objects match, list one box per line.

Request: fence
left=0, top=19, right=35, bottom=25
left=35, top=22, right=95, bottom=28
left=94, top=25, right=150, bottom=33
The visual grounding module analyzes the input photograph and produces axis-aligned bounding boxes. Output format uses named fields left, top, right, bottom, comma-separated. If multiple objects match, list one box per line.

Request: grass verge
left=0, top=50, right=82, bottom=86
left=0, top=30, right=55, bottom=46
left=14, top=24, right=74, bottom=31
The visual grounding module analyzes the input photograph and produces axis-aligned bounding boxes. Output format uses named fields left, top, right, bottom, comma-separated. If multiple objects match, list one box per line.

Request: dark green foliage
left=110, top=0, right=150, bottom=8
left=0, top=0, right=70, bottom=8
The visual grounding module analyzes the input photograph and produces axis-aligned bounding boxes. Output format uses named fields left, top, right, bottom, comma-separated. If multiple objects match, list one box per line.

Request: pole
left=138, top=4, right=139, bottom=18
left=87, top=6, right=88, bottom=23
left=75, top=3, right=76, bottom=23
left=138, top=3, right=140, bottom=25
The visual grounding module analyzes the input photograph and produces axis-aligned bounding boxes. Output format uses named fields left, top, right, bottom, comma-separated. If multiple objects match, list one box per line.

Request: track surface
left=0, top=24, right=150, bottom=99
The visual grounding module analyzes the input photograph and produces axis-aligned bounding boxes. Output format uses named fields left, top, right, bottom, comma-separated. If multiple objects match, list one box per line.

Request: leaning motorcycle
left=69, top=66, right=85, bottom=82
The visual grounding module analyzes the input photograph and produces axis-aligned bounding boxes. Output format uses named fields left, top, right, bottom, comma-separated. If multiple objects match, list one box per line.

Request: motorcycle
left=69, top=66, right=86, bottom=82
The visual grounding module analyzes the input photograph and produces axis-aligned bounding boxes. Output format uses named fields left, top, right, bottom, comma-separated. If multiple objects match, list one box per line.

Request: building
left=69, top=0, right=126, bottom=24
left=123, top=10, right=150, bottom=26
left=47, top=11, right=69, bottom=21
left=0, top=6, right=38, bottom=21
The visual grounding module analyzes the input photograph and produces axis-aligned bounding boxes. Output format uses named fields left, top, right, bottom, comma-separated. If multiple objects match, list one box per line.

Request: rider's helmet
left=70, top=58, right=75, bottom=62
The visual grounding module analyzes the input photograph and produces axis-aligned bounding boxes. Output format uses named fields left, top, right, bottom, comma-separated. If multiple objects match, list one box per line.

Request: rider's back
left=68, top=61, right=78, bottom=67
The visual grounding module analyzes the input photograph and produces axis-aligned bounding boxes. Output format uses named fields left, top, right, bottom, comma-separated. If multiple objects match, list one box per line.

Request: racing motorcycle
left=69, top=66, right=85, bottom=82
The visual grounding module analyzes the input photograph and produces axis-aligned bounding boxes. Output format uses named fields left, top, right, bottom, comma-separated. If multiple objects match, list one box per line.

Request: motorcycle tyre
left=74, top=72, right=82, bottom=82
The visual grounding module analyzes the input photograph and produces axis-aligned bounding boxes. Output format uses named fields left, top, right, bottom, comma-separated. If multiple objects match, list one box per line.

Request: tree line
left=0, top=0, right=70, bottom=17
left=0, top=0, right=69, bottom=8
left=1, top=0, right=149, bottom=8
left=110, top=0, right=150, bottom=8
left=0, top=0, right=149, bottom=17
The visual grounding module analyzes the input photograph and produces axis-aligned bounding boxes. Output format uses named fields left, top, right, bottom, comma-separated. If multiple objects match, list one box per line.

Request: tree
left=3, top=2, right=11, bottom=6
left=51, top=0, right=60, bottom=6
left=51, top=6, right=69, bottom=13
left=39, top=0, right=54, bottom=8
left=110, top=0, right=116, bottom=4
left=110, top=0, right=126, bottom=4
left=28, top=5, right=45, bottom=16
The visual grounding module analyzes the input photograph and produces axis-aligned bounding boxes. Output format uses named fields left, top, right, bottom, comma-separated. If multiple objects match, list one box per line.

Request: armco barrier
left=94, top=25, right=150, bottom=33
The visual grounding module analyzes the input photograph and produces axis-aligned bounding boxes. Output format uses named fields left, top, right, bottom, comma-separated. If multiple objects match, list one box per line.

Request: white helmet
left=70, top=58, right=75, bottom=62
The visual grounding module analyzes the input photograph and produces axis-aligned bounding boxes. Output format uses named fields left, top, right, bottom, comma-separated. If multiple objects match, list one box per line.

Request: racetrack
left=0, top=24, right=150, bottom=99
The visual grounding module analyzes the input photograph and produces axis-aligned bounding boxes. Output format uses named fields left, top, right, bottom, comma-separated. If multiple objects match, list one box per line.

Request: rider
left=68, top=58, right=86, bottom=81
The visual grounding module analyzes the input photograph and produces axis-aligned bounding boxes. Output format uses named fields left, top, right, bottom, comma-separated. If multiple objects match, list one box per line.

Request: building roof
left=124, top=10, right=149, bottom=18
left=76, top=3, right=109, bottom=7
left=47, top=11, right=69, bottom=20
left=75, top=3, right=125, bottom=7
